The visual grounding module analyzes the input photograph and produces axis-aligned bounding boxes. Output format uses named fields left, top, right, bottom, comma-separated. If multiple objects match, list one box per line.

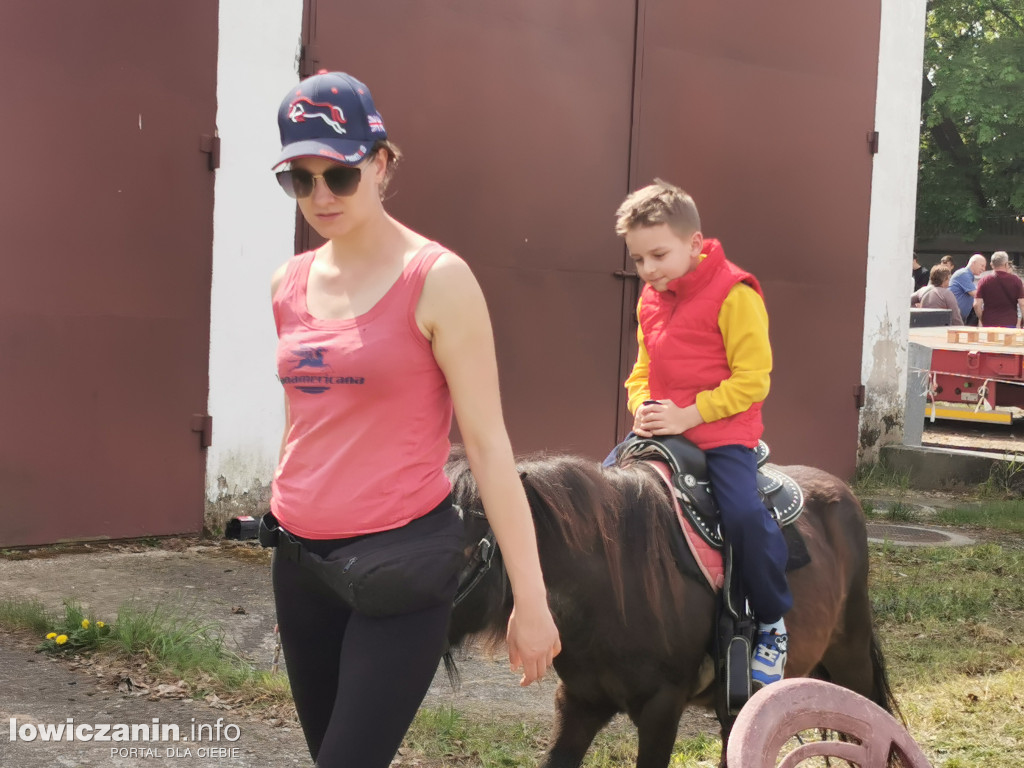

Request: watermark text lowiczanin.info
left=9, top=716, right=242, bottom=757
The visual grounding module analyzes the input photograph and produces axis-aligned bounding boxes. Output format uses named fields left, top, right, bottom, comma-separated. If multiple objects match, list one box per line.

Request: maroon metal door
left=628, top=1, right=880, bottom=477
left=304, top=0, right=637, bottom=457
left=0, top=2, right=218, bottom=546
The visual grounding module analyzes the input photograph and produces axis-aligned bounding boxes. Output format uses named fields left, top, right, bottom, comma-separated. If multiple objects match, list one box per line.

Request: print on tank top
left=280, top=345, right=365, bottom=394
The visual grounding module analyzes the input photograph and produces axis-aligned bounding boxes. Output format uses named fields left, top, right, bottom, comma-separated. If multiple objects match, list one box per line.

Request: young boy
left=615, top=179, right=792, bottom=687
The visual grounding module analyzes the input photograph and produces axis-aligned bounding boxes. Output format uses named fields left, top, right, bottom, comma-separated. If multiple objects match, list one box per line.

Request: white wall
left=859, top=0, right=928, bottom=463
left=208, top=0, right=303, bottom=503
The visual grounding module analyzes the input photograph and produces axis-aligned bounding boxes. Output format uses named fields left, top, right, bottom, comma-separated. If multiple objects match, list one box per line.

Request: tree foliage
left=917, top=0, right=1024, bottom=238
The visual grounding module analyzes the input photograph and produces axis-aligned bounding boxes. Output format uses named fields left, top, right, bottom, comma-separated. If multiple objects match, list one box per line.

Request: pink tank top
left=270, top=243, right=453, bottom=538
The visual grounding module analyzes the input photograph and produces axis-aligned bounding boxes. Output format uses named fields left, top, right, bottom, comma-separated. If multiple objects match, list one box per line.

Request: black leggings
left=272, top=535, right=454, bottom=767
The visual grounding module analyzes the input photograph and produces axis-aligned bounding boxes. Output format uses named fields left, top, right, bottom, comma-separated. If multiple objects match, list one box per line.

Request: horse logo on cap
left=288, top=98, right=347, bottom=135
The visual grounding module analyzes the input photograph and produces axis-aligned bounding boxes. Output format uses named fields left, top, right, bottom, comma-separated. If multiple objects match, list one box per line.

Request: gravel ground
left=0, top=541, right=718, bottom=767
left=921, top=419, right=1024, bottom=454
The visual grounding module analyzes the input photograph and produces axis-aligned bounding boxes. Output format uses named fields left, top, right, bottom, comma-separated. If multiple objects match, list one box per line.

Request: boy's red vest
left=638, top=238, right=765, bottom=450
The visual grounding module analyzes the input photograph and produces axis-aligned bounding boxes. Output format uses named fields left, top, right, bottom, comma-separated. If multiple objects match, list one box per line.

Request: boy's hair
left=615, top=178, right=701, bottom=237
left=929, top=265, right=950, bottom=286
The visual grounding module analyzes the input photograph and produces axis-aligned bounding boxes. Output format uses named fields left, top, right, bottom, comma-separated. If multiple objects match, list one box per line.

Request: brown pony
left=445, top=450, right=899, bottom=768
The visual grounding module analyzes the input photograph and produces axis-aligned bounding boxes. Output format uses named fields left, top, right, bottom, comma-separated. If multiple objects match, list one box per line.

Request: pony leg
left=541, top=684, right=617, bottom=768
left=819, top=581, right=892, bottom=707
left=633, top=685, right=689, bottom=768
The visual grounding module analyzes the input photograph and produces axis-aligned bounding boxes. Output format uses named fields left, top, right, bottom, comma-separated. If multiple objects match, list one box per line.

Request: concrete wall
left=859, top=0, right=928, bottom=464
left=207, top=0, right=303, bottom=511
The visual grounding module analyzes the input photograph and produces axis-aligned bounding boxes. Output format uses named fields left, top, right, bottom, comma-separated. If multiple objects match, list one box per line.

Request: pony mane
left=446, top=447, right=698, bottom=647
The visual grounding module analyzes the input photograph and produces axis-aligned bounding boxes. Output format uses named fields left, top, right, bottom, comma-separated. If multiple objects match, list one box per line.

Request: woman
left=911, top=264, right=963, bottom=325
left=266, top=71, right=560, bottom=768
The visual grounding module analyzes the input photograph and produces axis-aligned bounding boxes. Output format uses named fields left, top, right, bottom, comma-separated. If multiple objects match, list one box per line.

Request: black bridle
left=452, top=503, right=498, bottom=607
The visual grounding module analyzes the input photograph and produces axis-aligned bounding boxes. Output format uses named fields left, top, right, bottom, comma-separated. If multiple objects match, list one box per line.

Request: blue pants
left=605, top=438, right=792, bottom=622
left=706, top=444, right=792, bottom=623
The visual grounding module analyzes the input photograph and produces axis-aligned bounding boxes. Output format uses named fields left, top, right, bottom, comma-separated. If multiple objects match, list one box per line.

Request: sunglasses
left=275, top=165, right=362, bottom=199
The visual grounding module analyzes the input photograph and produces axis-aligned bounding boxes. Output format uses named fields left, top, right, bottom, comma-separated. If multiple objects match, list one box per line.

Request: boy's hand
left=633, top=400, right=704, bottom=437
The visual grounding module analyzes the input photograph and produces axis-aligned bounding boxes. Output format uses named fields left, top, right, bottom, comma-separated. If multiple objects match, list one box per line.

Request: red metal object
left=303, top=0, right=881, bottom=479
left=0, top=2, right=217, bottom=547
left=930, top=348, right=1024, bottom=409
left=303, top=0, right=637, bottom=458
left=629, top=0, right=881, bottom=478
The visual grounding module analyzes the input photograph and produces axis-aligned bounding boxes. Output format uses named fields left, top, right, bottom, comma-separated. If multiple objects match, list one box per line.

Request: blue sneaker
left=751, top=630, right=787, bottom=688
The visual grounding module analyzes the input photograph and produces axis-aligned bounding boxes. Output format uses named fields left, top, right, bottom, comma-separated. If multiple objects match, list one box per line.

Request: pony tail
left=870, top=626, right=903, bottom=724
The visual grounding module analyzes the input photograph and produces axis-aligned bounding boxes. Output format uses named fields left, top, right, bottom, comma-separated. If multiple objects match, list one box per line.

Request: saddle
left=617, top=434, right=805, bottom=719
left=616, top=435, right=804, bottom=549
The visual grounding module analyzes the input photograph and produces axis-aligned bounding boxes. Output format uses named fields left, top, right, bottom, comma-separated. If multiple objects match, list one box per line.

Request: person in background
left=949, top=253, right=986, bottom=326
left=976, top=251, right=1024, bottom=328
left=911, top=253, right=929, bottom=291
left=911, top=265, right=963, bottom=325
left=939, top=254, right=955, bottom=270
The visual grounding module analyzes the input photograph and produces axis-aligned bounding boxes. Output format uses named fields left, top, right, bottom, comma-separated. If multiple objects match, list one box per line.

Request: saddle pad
left=649, top=461, right=724, bottom=592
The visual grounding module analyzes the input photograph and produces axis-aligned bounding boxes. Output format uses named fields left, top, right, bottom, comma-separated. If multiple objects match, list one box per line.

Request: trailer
left=909, top=326, right=1024, bottom=425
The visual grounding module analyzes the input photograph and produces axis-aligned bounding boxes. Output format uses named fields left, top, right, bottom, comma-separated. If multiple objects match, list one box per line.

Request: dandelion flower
left=55, top=635, right=68, bottom=645
left=46, top=632, right=57, bottom=640
left=97, top=621, right=105, bottom=628
left=81, top=619, right=90, bottom=629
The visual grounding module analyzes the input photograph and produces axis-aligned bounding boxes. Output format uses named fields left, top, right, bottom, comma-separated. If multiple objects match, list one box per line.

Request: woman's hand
left=633, top=399, right=703, bottom=437
left=507, top=598, right=561, bottom=686
left=419, top=252, right=561, bottom=686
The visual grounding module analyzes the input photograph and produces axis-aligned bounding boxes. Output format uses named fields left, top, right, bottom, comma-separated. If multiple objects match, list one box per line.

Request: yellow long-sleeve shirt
left=625, top=282, right=772, bottom=421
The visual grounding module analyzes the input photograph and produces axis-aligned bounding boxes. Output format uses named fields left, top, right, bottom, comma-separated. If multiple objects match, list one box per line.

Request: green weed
left=37, top=600, right=111, bottom=653
left=884, top=500, right=918, bottom=522
left=933, top=500, right=1024, bottom=534
left=978, top=456, right=1024, bottom=498
left=0, top=598, right=51, bottom=634
left=110, top=602, right=264, bottom=692
left=853, top=459, right=910, bottom=496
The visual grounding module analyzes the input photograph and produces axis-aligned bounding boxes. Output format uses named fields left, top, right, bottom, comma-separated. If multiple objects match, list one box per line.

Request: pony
left=445, top=449, right=899, bottom=768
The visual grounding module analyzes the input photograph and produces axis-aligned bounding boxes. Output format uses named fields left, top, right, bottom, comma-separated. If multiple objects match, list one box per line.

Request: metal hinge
left=613, top=270, right=642, bottom=325
left=867, top=131, right=879, bottom=155
left=853, top=385, right=866, bottom=409
left=299, top=43, right=321, bottom=78
left=190, top=414, right=213, bottom=449
left=199, top=134, right=220, bottom=171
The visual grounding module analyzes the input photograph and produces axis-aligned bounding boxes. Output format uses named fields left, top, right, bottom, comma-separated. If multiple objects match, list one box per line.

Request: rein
left=453, top=503, right=498, bottom=607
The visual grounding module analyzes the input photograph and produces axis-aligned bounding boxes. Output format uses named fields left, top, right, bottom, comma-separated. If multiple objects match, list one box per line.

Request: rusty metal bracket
left=199, top=134, right=220, bottom=171
left=190, top=414, right=213, bottom=448
left=853, top=384, right=866, bottom=409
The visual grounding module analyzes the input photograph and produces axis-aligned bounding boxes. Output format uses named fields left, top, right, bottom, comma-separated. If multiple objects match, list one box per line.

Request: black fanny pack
left=259, top=498, right=465, bottom=618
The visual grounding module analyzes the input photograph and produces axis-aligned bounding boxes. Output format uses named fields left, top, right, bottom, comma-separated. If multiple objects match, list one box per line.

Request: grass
left=2, top=519, right=1023, bottom=766
left=1, top=598, right=291, bottom=708
left=0, top=597, right=51, bottom=634
left=402, top=710, right=722, bottom=768
left=977, top=456, right=1024, bottom=498
left=870, top=543, right=1024, bottom=679
left=933, top=499, right=1024, bottom=534
left=870, top=542, right=1024, bottom=766
left=852, top=458, right=911, bottom=496
left=109, top=603, right=279, bottom=695
left=882, top=499, right=918, bottom=522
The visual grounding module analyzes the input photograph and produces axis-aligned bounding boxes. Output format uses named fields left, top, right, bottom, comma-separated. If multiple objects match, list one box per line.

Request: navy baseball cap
left=274, top=71, right=387, bottom=168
